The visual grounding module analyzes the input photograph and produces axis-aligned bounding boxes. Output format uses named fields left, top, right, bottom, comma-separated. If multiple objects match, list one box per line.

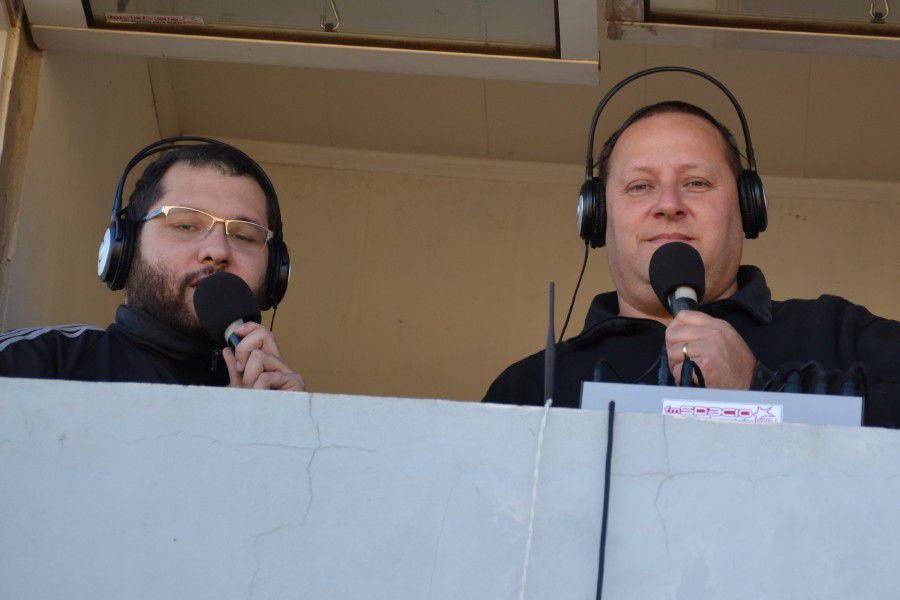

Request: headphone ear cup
left=98, top=221, right=118, bottom=287
left=111, top=216, right=136, bottom=291
left=262, top=240, right=290, bottom=311
left=577, top=178, right=606, bottom=248
left=737, top=170, right=768, bottom=239
left=98, top=214, right=134, bottom=291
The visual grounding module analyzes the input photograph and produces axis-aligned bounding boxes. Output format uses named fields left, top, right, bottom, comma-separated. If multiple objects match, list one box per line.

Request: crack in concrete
left=615, top=471, right=669, bottom=479
left=247, top=521, right=301, bottom=600
left=319, top=444, right=381, bottom=454
left=0, top=439, right=41, bottom=447
left=652, top=420, right=797, bottom=563
left=428, top=471, right=464, bottom=600
left=662, top=417, right=671, bottom=476
left=655, top=418, right=672, bottom=559
left=303, top=396, right=323, bottom=525
left=245, top=397, right=381, bottom=599
left=113, top=399, right=380, bottom=534
left=118, top=430, right=320, bottom=452
left=299, top=397, right=384, bottom=525
left=750, top=473, right=792, bottom=493
left=663, top=470, right=756, bottom=485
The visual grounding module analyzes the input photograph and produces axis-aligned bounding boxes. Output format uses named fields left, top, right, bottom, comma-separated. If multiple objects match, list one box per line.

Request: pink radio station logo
left=662, top=399, right=783, bottom=423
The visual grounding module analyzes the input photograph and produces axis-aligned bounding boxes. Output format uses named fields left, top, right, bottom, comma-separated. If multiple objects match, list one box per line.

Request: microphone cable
left=593, top=354, right=665, bottom=385
left=841, top=362, right=868, bottom=398
left=766, top=361, right=826, bottom=394
left=657, top=345, right=672, bottom=386
left=809, top=361, right=828, bottom=395
left=679, top=358, right=706, bottom=388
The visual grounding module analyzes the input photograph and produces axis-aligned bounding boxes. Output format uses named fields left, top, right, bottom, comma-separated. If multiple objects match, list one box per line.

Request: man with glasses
left=0, top=143, right=305, bottom=391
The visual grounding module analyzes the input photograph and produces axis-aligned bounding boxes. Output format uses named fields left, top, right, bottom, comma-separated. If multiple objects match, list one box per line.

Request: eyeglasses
left=142, top=205, right=273, bottom=253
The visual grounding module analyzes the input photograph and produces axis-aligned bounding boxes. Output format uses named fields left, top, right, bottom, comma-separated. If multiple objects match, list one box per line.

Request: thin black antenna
left=544, top=282, right=556, bottom=403
left=595, top=400, right=616, bottom=600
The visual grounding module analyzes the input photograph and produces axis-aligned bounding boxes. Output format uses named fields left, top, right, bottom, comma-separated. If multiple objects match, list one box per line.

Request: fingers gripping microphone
left=649, top=242, right=706, bottom=316
left=193, top=272, right=262, bottom=350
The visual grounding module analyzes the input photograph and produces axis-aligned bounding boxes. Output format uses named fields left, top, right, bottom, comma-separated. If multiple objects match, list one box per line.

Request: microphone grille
left=193, top=272, right=261, bottom=344
left=648, top=242, right=706, bottom=312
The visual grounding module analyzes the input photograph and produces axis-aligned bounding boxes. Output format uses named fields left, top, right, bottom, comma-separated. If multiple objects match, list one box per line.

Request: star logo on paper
left=754, top=405, right=776, bottom=422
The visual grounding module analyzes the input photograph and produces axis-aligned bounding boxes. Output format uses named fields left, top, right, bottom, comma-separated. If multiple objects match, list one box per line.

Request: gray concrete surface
left=1, top=377, right=899, bottom=599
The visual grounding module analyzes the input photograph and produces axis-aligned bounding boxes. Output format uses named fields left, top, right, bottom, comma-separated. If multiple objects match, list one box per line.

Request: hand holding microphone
left=650, top=242, right=756, bottom=389
left=194, top=272, right=305, bottom=391
left=665, top=310, right=756, bottom=389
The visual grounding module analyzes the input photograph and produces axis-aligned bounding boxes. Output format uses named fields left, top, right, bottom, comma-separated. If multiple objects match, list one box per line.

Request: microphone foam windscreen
left=648, top=242, right=706, bottom=311
left=193, top=271, right=262, bottom=344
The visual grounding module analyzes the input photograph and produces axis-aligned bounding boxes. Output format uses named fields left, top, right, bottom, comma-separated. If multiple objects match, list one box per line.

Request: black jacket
left=483, top=267, right=900, bottom=428
left=0, top=305, right=229, bottom=386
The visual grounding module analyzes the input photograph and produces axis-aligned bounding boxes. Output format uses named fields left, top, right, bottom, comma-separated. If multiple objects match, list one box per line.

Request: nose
left=652, top=180, right=687, bottom=219
left=197, top=221, right=232, bottom=267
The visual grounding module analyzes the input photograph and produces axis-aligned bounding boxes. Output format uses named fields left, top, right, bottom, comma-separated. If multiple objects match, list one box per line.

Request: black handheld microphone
left=648, top=242, right=706, bottom=317
left=193, top=272, right=262, bottom=350
left=649, top=242, right=706, bottom=387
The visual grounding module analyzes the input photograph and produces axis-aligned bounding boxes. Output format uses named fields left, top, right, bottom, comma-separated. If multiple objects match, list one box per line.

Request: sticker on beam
left=663, top=399, right=783, bottom=424
left=105, top=13, right=204, bottom=26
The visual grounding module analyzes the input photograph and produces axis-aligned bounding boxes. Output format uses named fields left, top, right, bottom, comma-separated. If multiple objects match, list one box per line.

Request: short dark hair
left=598, top=100, right=743, bottom=181
left=124, top=143, right=278, bottom=232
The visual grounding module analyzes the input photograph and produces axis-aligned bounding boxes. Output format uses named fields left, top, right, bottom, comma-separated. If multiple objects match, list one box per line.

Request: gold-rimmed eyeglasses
left=142, top=205, right=273, bottom=253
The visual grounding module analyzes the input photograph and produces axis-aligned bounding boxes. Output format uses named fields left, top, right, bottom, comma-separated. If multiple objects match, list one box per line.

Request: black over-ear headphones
left=97, top=136, right=290, bottom=311
left=577, top=66, right=768, bottom=248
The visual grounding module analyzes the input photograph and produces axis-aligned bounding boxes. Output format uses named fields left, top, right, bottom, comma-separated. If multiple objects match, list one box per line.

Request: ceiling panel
left=323, top=70, right=489, bottom=157
left=805, top=53, right=900, bottom=181
left=644, top=44, right=811, bottom=178
left=168, top=59, right=332, bottom=145
left=87, top=0, right=559, bottom=55
left=164, top=41, right=899, bottom=183
left=647, top=0, right=899, bottom=38
left=484, top=41, right=646, bottom=163
left=653, top=0, right=875, bottom=21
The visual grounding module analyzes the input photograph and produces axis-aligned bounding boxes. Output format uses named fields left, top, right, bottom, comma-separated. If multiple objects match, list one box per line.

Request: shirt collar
left=113, top=304, right=218, bottom=362
left=706, top=265, right=773, bottom=324
left=574, top=265, right=773, bottom=341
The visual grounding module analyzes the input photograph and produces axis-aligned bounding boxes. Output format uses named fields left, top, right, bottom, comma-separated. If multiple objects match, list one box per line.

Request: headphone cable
left=559, top=241, right=590, bottom=343
left=269, top=303, right=279, bottom=332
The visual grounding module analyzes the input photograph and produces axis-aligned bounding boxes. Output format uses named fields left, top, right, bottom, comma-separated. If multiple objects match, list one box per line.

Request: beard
left=126, top=251, right=267, bottom=340
left=126, top=256, right=212, bottom=339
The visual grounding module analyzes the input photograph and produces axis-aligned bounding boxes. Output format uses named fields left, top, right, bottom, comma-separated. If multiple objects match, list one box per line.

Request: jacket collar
left=113, top=304, right=218, bottom=362
left=570, top=265, right=773, bottom=347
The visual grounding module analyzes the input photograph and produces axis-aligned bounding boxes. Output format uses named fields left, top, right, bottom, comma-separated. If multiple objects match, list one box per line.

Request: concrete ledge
left=1, top=377, right=899, bottom=599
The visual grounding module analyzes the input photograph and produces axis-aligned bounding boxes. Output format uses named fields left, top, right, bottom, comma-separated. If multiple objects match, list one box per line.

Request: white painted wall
left=2, top=51, right=159, bottom=328
left=3, top=50, right=898, bottom=403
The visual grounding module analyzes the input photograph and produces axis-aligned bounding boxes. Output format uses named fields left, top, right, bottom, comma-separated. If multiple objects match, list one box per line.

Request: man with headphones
left=0, top=139, right=304, bottom=391
left=483, top=68, right=900, bottom=428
